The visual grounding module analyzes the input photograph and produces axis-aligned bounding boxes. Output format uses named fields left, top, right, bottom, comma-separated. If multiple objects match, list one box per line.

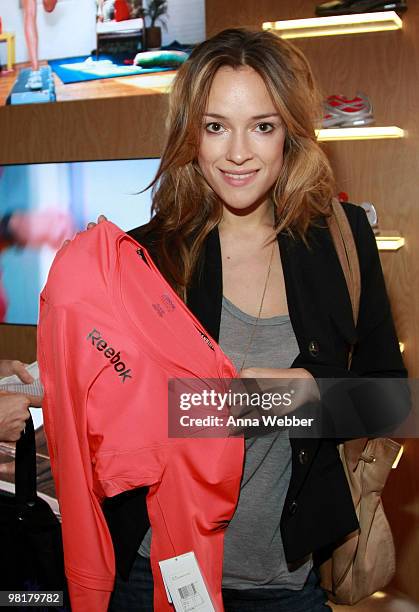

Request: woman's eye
left=205, top=122, right=224, bottom=133
left=256, top=123, right=274, bottom=133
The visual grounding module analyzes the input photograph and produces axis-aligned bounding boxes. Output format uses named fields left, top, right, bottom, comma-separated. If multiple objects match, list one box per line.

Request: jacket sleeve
left=292, top=206, right=410, bottom=438
left=37, top=295, right=115, bottom=612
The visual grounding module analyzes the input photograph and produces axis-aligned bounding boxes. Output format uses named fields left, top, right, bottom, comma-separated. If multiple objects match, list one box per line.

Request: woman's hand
left=86, top=214, right=108, bottom=230
left=240, top=367, right=313, bottom=380
left=237, top=366, right=320, bottom=418
left=61, top=214, right=108, bottom=249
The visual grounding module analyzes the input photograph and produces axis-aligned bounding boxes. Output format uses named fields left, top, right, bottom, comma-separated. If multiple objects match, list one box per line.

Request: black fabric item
left=0, top=418, right=69, bottom=608
left=102, top=486, right=149, bottom=581
left=315, top=0, right=407, bottom=16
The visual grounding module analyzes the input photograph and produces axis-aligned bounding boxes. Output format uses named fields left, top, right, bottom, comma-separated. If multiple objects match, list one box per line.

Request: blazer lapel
left=279, top=223, right=357, bottom=360
left=187, top=227, right=223, bottom=342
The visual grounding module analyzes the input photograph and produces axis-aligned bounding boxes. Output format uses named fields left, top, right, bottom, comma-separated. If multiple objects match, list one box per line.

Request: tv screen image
left=0, top=158, right=158, bottom=325
left=0, top=1, right=205, bottom=105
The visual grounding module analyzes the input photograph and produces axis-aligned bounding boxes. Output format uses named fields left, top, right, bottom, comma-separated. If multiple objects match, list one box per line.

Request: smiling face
left=197, top=65, right=286, bottom=214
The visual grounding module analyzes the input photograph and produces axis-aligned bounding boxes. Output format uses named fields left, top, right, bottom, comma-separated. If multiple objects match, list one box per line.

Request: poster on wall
left=0, top=157, right=157, bottom=512
left=0, top=0, right=205, bottom=106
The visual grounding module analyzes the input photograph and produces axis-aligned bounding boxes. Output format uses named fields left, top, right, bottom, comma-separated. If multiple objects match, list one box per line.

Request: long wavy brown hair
left=140, top=28, right=335, bottom=298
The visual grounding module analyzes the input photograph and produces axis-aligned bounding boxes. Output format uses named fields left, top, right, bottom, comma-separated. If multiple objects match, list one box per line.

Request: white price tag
left=159, top=552, right=215, bottom=612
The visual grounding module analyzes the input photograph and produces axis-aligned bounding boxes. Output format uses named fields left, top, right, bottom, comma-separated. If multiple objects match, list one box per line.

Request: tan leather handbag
left=320, top=199, right=401, bottom=605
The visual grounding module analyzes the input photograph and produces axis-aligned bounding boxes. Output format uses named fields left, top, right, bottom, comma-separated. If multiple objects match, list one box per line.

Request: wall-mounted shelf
left=316, top=126, right=405, bottom=141
left=375, top=232, right=405, bottom=251
left=392, top=444, right=404, bottom=469
left=263, top=11, right=402, bottom=39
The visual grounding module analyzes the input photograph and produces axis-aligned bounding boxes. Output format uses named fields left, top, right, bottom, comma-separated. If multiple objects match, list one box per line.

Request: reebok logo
left=86, top=329, right=133, bottom=382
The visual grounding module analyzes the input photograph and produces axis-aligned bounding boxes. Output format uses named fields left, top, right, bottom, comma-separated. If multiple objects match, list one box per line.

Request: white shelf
left=316, top=126, right=405, bottom=141
left=392, top=444, right=404, bottom=468
left=375, top=231, right=405, bottom=251
left=263, top=11, right=402, bottom=39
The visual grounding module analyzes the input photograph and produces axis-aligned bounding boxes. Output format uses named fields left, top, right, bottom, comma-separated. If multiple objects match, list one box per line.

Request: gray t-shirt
left=138, top=295, right=312, bottom=590
left=218, top=296, right=312, bottom=590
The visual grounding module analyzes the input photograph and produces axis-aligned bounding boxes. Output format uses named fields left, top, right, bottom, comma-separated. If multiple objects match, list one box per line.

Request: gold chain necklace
left=239, top=236, right=276, bottom=372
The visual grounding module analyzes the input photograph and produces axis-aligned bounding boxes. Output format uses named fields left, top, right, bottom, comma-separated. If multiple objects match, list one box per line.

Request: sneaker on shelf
left=323, top=93, right=374, bottom=128
left=316, top=0, right=354, bottom=14
left=315, top=0, right=407, bottom=16
left=25, top=69, right=43, bottom=90
left=360, top=201, right=379, bottom=233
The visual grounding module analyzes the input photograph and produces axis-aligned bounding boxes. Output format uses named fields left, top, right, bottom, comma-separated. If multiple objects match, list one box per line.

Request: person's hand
left=0, top=360, right=43, bottom=406
left=238, top=367, right=320, bottom=415
left=0, top=359, right=34, bottom=383
left=240, top=367, right=313, bottom=380
left=61, top=214, right=108, bottom=249
left=86, top=214, right=108, bottom=230
left=0, top=393, right=31, bottom=442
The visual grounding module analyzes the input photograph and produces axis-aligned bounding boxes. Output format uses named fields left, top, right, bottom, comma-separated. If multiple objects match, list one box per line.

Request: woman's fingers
left=61, top=215, right=109, bottom=248
left=86, top=215, right=107, bottom=230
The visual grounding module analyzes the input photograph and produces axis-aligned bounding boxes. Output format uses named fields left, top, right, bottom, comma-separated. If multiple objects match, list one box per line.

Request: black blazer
left=103, top=202, right=409, bottom=578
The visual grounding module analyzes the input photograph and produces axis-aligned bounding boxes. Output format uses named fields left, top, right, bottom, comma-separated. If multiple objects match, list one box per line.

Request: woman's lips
left=219, top=169, right=259, bottom=187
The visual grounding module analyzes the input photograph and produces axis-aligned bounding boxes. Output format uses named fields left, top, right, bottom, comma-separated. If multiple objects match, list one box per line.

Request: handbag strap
left=327, top=198, right=361, bottom=329
left=327, top=200, right=367, bottom=469
left=15, top=415, right=37, bottom=508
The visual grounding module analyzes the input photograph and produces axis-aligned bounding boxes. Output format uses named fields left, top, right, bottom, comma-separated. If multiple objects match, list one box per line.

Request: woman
left=86, top=28, right=407, bottom=611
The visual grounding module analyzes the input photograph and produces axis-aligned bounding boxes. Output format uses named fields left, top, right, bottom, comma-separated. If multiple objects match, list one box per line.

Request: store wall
left=206, top=0, right=419, bottom=601
left=0, top=92, right=169, bottom=164
left=0, top=324, right=37, bottom=363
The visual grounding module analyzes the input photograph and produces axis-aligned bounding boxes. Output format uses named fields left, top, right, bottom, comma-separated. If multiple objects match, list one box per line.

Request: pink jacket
left=37, top=221, right=244, bottom=611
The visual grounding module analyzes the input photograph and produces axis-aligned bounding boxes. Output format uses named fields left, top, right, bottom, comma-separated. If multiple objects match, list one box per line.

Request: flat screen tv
left=0, top=158, right=159, bottom=325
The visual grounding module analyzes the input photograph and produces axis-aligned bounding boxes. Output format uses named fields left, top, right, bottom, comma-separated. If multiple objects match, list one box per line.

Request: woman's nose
left=225, top=132, right=253, bottom=165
